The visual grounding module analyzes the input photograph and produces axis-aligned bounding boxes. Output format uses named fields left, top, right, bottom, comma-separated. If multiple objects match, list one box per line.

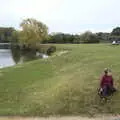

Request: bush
left=47, top=46, right=56, bottom=55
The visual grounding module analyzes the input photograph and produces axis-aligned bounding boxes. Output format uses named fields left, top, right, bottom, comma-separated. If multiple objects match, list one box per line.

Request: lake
left=0, top=49, right=48, bottom=69
left=0, top=49, right=15, bottom=68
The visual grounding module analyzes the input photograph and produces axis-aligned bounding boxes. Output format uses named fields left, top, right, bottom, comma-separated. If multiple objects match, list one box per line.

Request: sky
left=0, top=0, right=120, bottom=34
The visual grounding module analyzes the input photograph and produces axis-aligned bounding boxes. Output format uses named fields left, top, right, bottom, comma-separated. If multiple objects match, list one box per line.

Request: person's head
left=104, top=68, right=112, bottom=76
left=104, top=68, right=109, bottom=75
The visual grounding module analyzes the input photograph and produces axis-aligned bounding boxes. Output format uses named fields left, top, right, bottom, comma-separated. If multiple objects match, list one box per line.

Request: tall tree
left=19, top=18, right=48, bottom=48
left=80, top=31, right=99, bottom=43
left=111, top=27, right=120, bottom=36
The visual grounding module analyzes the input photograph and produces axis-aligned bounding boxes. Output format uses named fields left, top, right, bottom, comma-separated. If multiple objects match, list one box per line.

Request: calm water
left=0, top=49, right=48, bottom=69
left=0, top=49, right=15, bottom=68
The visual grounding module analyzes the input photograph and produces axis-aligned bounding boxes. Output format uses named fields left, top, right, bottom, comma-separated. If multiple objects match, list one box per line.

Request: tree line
left=43, top=31, right=99, bottom=44
left=0, top=18, right=120, bottom=49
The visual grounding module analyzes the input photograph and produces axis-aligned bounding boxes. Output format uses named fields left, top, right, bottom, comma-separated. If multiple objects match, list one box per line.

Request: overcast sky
left=0, top=0, right=120, bottom=33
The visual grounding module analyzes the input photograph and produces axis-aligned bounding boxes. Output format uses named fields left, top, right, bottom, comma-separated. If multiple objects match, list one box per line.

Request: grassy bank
left=0, top=44, right=120, bottom=116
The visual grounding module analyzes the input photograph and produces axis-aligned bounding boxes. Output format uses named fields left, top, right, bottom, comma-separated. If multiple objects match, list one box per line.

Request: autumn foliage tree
left=19, top=18, right=48, bottom=48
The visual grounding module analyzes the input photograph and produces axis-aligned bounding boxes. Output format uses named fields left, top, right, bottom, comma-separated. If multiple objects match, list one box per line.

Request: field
left=0, top=44, right=120, bottom=116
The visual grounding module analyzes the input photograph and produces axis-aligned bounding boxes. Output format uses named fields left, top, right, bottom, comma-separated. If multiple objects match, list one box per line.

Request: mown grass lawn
left=0, top=44, right=120, bottom=116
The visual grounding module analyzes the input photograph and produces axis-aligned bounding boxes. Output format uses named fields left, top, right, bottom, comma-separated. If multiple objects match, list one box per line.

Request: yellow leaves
left=19, top=18, right=48, bottom=47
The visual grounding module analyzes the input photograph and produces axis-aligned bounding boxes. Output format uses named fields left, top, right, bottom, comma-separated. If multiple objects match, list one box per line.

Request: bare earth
left=0, top=116, right=119, bottom=120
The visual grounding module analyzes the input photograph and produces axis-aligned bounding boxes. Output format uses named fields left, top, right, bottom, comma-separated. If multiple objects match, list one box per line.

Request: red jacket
left=100, top=74, right=113, bottom=88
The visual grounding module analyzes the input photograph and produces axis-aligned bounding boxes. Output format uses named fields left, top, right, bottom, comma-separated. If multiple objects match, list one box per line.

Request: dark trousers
left=102, top=85, right=116, bottom=97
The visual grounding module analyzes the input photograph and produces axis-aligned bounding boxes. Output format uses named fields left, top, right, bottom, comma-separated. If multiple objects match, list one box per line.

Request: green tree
left=80, top=31, right=99, bottom=43
left=96, top=32, right=110, bottom=42
left=46, top=33, right=74, bottom=44
left=50, top=33, right=64, bottom=43
left=11, top=30, right=20, bottom=44
left=111, top=27, right=120, bottom=36
left=73, top=35, right=81, bottom=44
left=19, top=18, right=48, bottom=48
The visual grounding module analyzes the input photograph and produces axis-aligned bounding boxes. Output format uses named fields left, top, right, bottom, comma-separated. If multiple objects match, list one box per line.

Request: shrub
left=47, top=46, right=56, bottom=55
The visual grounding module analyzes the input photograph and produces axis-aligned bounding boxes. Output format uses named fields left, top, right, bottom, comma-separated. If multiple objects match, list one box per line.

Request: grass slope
left=0, top=44, right=120, bottom=116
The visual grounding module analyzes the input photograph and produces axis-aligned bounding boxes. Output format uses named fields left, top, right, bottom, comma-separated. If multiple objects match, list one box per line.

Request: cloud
left=0, top=0, right=120, bottom=33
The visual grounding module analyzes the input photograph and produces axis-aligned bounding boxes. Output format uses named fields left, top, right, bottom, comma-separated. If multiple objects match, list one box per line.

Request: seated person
left=99, top=68, right=116, bottom=97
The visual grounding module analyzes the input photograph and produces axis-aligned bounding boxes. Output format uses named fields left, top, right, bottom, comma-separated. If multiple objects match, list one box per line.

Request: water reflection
left=11, top=47, right=21, bottom=64
left=0, top=47, right=48, bottom=68
left=11, top=47, right=38, bottom=64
